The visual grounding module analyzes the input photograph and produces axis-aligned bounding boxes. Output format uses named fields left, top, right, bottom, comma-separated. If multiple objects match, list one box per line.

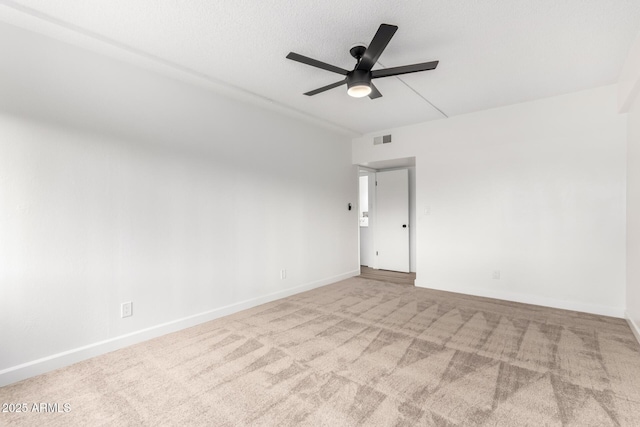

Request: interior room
left=2, top=1, right=640, bottom=425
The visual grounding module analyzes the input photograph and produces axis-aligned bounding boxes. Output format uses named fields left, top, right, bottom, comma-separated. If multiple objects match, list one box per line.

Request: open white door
left=376, top=169, right=410, bottom=272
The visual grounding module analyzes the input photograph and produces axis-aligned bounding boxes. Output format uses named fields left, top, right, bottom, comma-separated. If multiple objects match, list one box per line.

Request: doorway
left=358, top=160, right=416, bottom=277
left=358, top=169, right=375, bottom=268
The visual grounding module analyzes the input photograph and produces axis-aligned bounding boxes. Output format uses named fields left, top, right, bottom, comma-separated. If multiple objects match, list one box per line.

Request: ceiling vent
left=373, top=134, right=392, bottom=145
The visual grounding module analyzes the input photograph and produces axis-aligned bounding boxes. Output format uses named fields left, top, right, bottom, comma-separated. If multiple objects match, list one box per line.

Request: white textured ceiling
left=1, top=0, right=640, bottom=135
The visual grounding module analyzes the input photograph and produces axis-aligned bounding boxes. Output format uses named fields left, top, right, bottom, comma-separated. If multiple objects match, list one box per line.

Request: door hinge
left=375, top=181, right=378, bottom=186
left=376, top=251, right=378, bottom=256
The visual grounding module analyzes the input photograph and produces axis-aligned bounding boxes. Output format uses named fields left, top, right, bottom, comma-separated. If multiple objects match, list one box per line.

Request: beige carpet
left=2, top=277, right=640, bottom=426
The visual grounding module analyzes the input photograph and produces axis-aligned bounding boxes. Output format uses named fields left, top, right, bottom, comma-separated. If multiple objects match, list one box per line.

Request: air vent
left=373, top=134, right=392, bottom=145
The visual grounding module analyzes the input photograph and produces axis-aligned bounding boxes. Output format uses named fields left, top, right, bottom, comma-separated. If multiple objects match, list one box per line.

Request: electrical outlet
left=492, top=271, right=501, bottom=280
left=280, top=269, right=287, bottom=279
left=121, top=301, right=133, bottom=318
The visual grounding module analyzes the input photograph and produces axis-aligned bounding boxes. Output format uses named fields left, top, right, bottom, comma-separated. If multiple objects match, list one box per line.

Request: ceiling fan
left=286, top=23, right=438, bottom=99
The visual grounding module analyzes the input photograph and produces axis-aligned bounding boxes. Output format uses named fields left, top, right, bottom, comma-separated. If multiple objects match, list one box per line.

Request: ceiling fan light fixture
left=346, top=69, right=372, bottom=98
left=347, top=84, right=372, bottom=98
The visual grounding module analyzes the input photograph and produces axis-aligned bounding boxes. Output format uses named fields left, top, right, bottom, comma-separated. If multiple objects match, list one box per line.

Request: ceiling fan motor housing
left=347, top=69, right=371, bottom=89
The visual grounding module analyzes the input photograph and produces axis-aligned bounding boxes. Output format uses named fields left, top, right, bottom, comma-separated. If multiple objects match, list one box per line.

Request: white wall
left=353, top=85, right=627, bottom=317
left=0, top=23, right=358, bottom=385
left=622, top=31, right=640, bottom=342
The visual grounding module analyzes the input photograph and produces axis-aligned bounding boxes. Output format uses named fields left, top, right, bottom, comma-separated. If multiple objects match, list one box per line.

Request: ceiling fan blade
left=304, top=79, right=347, bottom=96
left=286, top=52, right=349, bottom=75
left=371, top=60, right=439, bottom=79
left=356, top=24, right=398, bottom=71
left=368, top=83, right=382, bottom=99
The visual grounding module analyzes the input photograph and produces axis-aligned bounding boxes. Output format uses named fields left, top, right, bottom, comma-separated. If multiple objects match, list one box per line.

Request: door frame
left=358, top=167, right=377, bottom=269
left=358, top=165, right=416, bottom=274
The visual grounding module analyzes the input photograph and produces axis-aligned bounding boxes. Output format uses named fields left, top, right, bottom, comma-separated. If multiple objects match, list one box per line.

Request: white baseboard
left=414, top=280, right=625, bottom=318
left=0, top=269, right=359, bottom=387
left=626, top=312, right=640, bottom=346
